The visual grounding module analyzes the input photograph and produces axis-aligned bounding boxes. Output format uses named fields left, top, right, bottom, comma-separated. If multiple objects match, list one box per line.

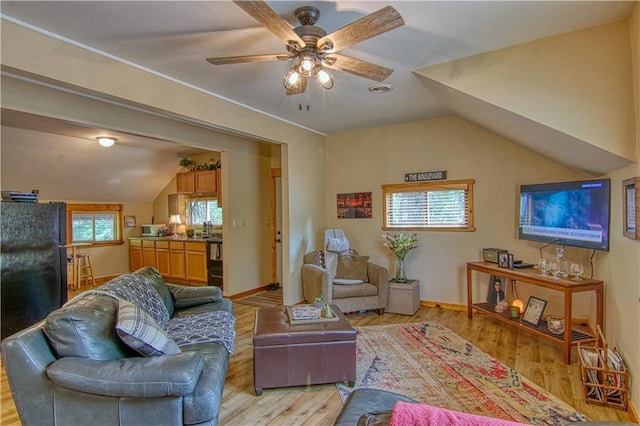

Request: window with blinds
left=382, top=179, right=475, bottom=231
left=67, top=204, right=124, bottom=245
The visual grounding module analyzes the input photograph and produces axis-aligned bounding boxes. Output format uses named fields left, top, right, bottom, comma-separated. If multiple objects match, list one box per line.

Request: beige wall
left=37, top=199, right=153, bottom=279
left=327, top=116, right=596, bottom=314
left=1, top=19, right=327, bottom=302
left=600, top=2, right=640, bottom=411
left=418, top=20, right=636, bottom=161
left=327, top=114, right=640, bottom=412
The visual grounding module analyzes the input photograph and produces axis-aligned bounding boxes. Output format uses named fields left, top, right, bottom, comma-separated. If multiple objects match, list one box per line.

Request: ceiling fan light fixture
left=283, top=68, right=302, bottom=90
left=315, top=68, right=333, bottom=89
left=97, top=137, right=116, bottom=147
left=299, top=55, right=316, bottom=77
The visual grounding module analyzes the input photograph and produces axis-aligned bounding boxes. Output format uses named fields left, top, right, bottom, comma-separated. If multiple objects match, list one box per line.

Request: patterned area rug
left=235, top=288, right=282, bottom=308
left=336, top=322, right=588, bottom=425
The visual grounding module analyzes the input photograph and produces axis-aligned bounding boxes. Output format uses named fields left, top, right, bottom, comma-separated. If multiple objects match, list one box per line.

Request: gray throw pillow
left=116, top=299, right=180, bottom=357
left=336, top=255, right=369, bottom=282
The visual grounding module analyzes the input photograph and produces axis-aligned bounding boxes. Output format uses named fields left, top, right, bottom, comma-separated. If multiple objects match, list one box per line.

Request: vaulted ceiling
left=1, top=1, right=638, bottom=201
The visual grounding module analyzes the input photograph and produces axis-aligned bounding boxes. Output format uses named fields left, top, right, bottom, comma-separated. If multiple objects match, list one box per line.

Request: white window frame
left=382, top=179, right=475, bottom=232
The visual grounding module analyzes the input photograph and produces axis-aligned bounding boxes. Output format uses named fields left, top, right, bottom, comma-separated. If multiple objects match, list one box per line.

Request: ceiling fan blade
left=233, top=0, right=306, bottom=49
left=317, top=6, right=404, bottom=53
left=286, top=76, right=308, bottom=96
left=206, top=54, right=291, bottom=65
left=324, top=54, right=394, bottom=82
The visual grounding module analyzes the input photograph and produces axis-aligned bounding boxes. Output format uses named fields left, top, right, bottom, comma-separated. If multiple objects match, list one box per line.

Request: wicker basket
left=578, top=325, right=629, bottom=410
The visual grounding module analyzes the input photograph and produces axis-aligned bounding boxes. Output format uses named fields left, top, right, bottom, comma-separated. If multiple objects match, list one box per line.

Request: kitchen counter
left=129, top=236, right=221, bottom=242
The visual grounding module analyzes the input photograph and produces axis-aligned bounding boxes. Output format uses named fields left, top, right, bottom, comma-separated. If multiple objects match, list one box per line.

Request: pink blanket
left=390, top=401, right=529, bottom=426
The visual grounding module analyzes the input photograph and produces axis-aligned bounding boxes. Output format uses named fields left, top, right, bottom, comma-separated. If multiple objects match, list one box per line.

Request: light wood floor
left=2, top=301, right=634, bottom=425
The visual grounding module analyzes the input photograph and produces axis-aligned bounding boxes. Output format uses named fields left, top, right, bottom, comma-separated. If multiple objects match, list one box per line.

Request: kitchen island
left=129, top=237, right=220, bottom=286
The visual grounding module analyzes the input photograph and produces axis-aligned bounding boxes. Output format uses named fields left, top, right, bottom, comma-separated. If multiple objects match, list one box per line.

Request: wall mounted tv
left=518, top=179, right=611, bottom=251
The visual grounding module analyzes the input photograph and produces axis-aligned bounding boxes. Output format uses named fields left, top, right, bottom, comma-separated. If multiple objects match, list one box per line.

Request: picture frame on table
left=522, top=296, right=547, bottom=326
left=486, top=275, right=506, bottom=305
left=498, top=252, right=509, bottom=268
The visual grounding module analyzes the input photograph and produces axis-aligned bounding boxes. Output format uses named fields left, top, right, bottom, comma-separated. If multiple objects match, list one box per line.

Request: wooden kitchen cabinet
left=129, top=238, right=206, bottom=284
left=216, top=168, right=222, bottom=207
left=169, top=241, right=186, bottom=279
left=155, top=241, right=170, bottom=276
left=142, top=240, right=156, bottom=268
left=129, top=239, right=143, bottom=271
left=185, top=241, right=207, bottom=283
left=195, top=170, right=216, bottom=193
left=176, top=170, right=217, bottom=195
left=176, top=172, right=195, bottom=194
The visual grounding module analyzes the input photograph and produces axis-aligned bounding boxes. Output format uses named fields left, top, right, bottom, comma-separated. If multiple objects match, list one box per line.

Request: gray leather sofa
left=2, top=267, right=234, bottom=426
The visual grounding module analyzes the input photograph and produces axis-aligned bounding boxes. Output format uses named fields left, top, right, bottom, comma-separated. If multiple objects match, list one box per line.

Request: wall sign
left=404, top=170, right=447, bottom=182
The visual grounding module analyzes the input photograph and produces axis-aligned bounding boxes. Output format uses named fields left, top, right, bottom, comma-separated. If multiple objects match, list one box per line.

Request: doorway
left=270, top=168, right=283, bottom=287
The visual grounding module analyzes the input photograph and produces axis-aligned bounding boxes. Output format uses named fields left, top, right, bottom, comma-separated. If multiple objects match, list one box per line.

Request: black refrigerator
left=1, top=202, right=67, bottom=339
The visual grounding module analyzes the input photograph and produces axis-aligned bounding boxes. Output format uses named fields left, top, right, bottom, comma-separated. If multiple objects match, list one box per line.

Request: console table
left=466, top=261, right=604, bottom=364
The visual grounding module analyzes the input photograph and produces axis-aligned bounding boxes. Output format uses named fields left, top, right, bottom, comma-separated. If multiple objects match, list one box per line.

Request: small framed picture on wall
left=124, top=215, right=136, bottom=228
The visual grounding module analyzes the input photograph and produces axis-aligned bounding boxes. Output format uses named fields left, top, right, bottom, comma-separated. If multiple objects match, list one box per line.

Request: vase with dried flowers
left=382, top=231, right=418, bottom=283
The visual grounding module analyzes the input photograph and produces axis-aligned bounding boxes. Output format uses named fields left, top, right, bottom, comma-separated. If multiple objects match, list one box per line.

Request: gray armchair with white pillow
left=302, top=229, right=389, bottom=315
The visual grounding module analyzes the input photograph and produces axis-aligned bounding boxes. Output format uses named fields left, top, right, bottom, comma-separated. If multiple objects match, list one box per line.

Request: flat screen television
left=518, top=179, right=611, bottom=251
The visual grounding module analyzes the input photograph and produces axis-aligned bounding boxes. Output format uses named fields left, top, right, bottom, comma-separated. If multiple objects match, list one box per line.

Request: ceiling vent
left=368, top=84, right=393, bottom=94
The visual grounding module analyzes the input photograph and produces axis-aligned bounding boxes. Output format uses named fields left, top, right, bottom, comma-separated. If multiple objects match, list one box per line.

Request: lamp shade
left=169, top=214, right=182, bottom=225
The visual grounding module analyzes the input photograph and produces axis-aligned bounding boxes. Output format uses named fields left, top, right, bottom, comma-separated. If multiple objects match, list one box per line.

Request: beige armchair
left=302, top=229, right=388, bottom=315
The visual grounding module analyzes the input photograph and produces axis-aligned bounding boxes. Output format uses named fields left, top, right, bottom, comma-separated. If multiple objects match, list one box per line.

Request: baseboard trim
left=229, top=285, right=272, bottom=300
left=628, top=400, right=639, bottom=423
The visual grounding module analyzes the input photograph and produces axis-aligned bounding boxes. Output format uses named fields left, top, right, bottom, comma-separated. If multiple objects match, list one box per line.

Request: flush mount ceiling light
left=206, top=3, right=404, bottom=96
left=96, top=137, right=116, bottom=147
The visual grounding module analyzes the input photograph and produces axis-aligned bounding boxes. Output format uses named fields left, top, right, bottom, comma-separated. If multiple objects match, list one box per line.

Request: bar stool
left=76, top=252, right=96, bottom=288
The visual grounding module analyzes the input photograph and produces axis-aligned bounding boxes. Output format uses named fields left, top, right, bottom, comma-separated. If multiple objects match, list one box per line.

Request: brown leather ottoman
left=253, top=305, right=357, bottom=396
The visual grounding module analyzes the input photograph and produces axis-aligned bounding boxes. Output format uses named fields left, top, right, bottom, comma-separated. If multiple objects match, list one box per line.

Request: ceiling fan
left=206, top=1, right=404, bottom=95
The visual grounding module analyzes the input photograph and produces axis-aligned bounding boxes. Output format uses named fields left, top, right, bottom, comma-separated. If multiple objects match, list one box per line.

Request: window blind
left=382, top=179, right=475, bottom=231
